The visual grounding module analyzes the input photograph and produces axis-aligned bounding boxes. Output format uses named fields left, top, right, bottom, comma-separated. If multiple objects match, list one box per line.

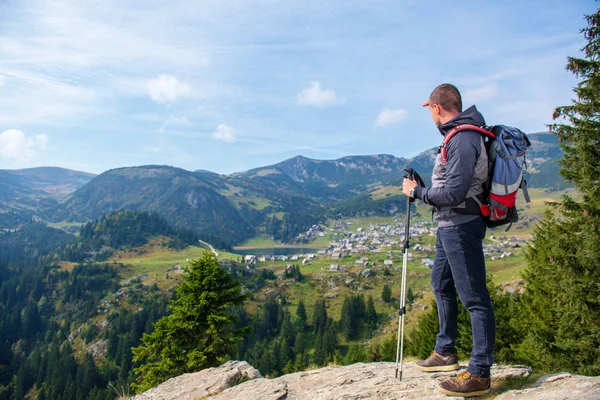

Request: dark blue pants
left=432, top=217, right=495, bottom=377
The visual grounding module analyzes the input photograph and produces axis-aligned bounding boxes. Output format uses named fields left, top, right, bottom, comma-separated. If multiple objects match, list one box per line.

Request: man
left=402, top=83, right=495, bottom=397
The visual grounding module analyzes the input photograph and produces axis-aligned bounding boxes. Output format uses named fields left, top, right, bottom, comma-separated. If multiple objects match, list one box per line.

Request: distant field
left=47, top=221, right=84, bottom=230
left=370, top=185, right=402, bottom=200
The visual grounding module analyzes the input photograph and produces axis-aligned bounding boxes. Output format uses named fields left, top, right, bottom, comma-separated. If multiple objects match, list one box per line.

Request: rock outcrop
left=496, top=372, right=600, bottom=400
left=131, top=361, right=262, bottom=400
left=131, top=361, right=600, bottom=400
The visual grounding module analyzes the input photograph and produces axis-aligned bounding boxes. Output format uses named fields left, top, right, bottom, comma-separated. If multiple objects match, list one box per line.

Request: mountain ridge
left=1, top=133, right=565, bottom=244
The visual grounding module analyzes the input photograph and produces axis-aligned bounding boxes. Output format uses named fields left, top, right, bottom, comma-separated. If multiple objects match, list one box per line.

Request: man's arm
left=413, top=132, right=481, bottom=207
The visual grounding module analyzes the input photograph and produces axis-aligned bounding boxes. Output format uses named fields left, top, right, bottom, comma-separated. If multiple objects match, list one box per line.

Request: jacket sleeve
left=413, top=132, right=480, bottom=207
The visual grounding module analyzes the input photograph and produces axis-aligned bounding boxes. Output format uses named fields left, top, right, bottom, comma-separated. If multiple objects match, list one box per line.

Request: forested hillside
left=0, top=133, right=565, bottom=246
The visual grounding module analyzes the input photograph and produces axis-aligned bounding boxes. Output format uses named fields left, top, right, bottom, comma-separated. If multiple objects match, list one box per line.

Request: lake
left=233, top=247, right=321, bottom=256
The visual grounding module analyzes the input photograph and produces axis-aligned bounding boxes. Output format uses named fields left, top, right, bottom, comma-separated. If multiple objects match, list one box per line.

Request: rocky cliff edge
left=131, top=360, right=600, bottom=400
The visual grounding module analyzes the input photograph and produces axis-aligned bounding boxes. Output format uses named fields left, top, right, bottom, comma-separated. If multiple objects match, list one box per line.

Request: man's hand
left=402, top=178, right=418, bottom=197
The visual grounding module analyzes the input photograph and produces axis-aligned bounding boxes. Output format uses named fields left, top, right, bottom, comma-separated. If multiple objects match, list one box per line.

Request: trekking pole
left=395, top=168, right=423, bottom=381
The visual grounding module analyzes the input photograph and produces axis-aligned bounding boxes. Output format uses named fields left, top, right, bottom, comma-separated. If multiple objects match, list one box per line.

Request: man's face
left=428, top=103, right=442, bottom=126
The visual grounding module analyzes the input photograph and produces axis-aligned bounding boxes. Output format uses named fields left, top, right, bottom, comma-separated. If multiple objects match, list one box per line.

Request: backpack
left=441, top=124, right=531, bottom=230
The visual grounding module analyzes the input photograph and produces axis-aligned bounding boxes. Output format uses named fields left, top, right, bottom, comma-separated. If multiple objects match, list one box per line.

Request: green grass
left=110, top=245, right=212, bottom=278
left=369, top=185, right=403, bottom=200
left=46, top=221, right=84, bottom=230
left=217, top=183, right=273, bottom=211
left=487, top=255, right=527, bottom=283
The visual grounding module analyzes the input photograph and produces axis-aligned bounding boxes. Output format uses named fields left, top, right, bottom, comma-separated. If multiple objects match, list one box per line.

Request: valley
left=0, top=132, right=576, bottom=397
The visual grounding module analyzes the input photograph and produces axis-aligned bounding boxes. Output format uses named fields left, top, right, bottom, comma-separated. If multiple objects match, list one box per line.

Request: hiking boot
left=416, top=351, right=459, bottom=372
left=438, top=370, right=491, bottom=397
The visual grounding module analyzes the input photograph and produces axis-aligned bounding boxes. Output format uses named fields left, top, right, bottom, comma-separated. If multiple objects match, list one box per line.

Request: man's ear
left=432, top=104, right=441, bottom=115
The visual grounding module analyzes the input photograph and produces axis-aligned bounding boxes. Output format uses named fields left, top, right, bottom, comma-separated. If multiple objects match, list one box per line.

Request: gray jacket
left=413, top=106, right=488, bottom=227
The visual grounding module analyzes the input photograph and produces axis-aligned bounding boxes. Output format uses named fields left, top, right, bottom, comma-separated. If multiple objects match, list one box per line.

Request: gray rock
left=496, top=372, right=600, bottom=400
left=211, top=363, right=531, bottom=400
left=132, top=360, right=600, bottom=400
left=130, top=360, right=262, bottom=400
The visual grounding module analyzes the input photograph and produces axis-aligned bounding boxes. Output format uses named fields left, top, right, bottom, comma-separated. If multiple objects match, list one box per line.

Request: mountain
left=524, top=133, right=567, bottom=189
left=236, top=154, right=408, bottom=196
left=50, top=155, right=419, bottom=244
left=0, top=133, right=565, bottom=245
left=51, top=165, right=256, bottom=244
left=0, top=167, right=96, bottom=211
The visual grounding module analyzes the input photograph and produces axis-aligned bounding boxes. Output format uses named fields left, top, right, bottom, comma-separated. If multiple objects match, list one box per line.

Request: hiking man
left=402, top=83, right=495, bottom=397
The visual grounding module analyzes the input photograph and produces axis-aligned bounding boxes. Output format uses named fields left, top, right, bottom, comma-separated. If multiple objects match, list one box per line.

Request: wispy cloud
left=0, top=0, right=592, bottom=173
left=375, top=108, right=408, bottom=127
left=147, top=75, right=192, bottom=104
left=0, top=129, right=48, bottom=161
left=296, top=82, right=346, bottom=107
left=463, top=83, right=499, bottom=104
left=212, top=124, right=237, bottom=143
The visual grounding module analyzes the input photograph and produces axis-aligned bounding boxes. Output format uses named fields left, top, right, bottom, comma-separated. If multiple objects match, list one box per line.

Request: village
left=241, top=218, right=530, bottom=271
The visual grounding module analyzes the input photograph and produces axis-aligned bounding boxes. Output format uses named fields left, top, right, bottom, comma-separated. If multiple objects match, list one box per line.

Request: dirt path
left=198, top=240, right=219, bottom=257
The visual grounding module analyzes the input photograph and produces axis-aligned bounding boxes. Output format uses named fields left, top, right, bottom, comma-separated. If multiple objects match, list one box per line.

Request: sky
left=0, top=0, right=596, bottom=175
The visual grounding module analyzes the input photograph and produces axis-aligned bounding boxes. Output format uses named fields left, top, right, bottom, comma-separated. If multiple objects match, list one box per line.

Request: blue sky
left=0, top=0, right=595, bottom=174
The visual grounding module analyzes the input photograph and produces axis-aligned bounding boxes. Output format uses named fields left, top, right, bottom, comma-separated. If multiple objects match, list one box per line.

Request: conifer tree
left=381, top=285, right=392, bottom=303
left=312, top=299, right=327, bottom=334
left=365, top=295, right=378, bottom=330
left=323, top=317, right=338, bottom=361
left=295, top=300, right=307, bottom=332
left=313, top=328, right=326, bottom=365
left=514, top=10, right=600, bottom=375
left=340, top=296, right=358, bottom=340
left=131, top=252, right=251, bottom=392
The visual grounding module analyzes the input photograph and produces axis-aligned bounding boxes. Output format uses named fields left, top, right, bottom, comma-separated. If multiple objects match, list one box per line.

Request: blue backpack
left=441, top=124, right=531, bottom=230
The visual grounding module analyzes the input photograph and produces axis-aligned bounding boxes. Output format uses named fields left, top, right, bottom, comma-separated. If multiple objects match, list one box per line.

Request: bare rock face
left=131, top=360, right=600, bottom=400
left=130, top=361, right=262, bottom=400
left=496, top=372, right=600, bottom=400
left=210, top=362, right=530, bottom=400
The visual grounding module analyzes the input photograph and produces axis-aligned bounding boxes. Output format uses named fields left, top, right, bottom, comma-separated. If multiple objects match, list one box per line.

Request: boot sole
left=417, top=363, right=459, bottom=372
left=438, top=386, right=491, bottom=397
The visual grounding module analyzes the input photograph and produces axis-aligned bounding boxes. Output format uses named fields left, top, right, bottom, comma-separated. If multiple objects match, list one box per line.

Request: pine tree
left=280, top=313, right=295, bottom=347
left=365, top=295, right=378, bottom=331
left=381, top=285, right=392, bottom=303
left=312, top=300, right=327, bottom=334
left=340, top=296, right=357, bottom=340
left=131, top=252, right=251, bottom=392
left=323, top=318, right=338, bottom=361
left=514, top=10, right=600, bottom=376
left=313, top=328, right=326, bottom=365
left=407, top=287, right=415, bottom=307
left=295, top=300, right=307, bottom=332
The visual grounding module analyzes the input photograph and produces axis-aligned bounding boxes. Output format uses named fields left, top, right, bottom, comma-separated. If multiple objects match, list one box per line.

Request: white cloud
left=212, top=124, right=236, bottom=143
left=0, top=129, right=48, bottom=161
left=296, top=81, right=346, bottom=107
left=147, top=75, right=191, bottom=104
left=463, top=83, right=499, bottom=104
left=375, top=107, right=408, bottom=127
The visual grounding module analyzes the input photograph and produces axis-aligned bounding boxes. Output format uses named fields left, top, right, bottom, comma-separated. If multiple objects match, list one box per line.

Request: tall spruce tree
left=514, top=10, right=600, bottom=376
left=312, top=299, right=328, bottom=334
left=295, top=300, right=307, bottom=332
left=131, top=252, right=251, bottom=392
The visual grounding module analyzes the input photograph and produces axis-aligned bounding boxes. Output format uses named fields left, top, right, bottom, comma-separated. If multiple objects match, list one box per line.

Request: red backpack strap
left=440, top=124, right=495, bottom=163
